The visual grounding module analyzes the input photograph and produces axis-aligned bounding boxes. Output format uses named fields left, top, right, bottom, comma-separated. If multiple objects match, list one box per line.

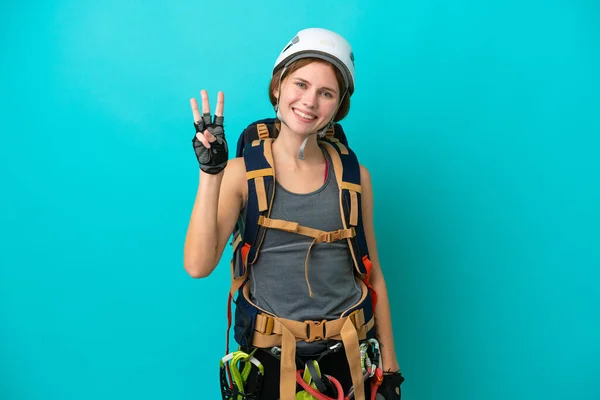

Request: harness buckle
left=304, top=319, right=327, bottom=342
left=322, top=230, right=342, bottom=243
left=331, top=230, right=342, bottom=241
left=256, top=314, right=275, bottom=335
left=264, top=316, right=274, bottom=335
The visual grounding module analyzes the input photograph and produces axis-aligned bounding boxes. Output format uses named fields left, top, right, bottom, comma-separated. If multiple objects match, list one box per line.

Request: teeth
left=294, top=109, right=315, bottom=120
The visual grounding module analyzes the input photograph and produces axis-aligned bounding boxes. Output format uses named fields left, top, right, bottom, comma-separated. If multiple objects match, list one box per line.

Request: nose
left=302, top=89, right=318, bottom=109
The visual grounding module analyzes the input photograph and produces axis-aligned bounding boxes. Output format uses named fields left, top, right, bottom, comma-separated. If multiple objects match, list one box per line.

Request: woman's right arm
left=184, top=159, right=245, bottom=278
left=183, top=90, right=245, bottom=278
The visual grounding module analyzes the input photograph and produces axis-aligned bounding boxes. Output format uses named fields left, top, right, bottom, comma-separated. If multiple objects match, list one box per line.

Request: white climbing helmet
left=273, top=28, right=356, bottom=95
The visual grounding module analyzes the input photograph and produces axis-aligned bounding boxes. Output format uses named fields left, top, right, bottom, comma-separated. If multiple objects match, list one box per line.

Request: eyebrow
left=294, top=77, right=338, bottom=94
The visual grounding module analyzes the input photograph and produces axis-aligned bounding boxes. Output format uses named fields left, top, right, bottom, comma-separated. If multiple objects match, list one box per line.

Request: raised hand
left=191, top=90, right=228, bottom=174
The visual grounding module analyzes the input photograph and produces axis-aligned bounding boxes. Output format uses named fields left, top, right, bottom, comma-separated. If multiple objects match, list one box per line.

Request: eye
left=295, top=82, right=306, bottom=88
left=321, top=90, right=333, bottom=98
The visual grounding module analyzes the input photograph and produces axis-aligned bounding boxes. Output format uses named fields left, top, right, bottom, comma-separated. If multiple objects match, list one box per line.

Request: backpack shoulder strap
left=319, top=139, right=372, bottom=278
left=241, top=139, right=276, bottom=267
left=227, top=138, right=276, bottom=349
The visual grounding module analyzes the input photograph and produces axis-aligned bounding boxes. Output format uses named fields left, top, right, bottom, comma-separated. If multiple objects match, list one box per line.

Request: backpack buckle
left=320, top=228, right=355, bottom=243
left=305, top=319, right=327, bottom=342
left=322, top=230, right=342, bottom=243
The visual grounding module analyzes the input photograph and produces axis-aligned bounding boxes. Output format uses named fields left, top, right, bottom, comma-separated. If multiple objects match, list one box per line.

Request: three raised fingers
left=190, top=90, right=224, bottom=122
left=190, top=90, right=224, bottom=148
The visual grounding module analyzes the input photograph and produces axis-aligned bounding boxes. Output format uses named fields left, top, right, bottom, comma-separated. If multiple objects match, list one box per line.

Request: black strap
left=306, top=360, right=328, bottom=394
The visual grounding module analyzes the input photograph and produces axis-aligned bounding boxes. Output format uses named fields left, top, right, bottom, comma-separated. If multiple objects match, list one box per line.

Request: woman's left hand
left=377, top=371, right=405, bottom=400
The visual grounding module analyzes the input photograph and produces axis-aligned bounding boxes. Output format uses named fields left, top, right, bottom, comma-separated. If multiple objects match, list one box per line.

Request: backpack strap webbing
left=225, top=139, right=276, bottom=356
left=325, top=124, right=335, bottom=140
left=256, top=123, right=270, bottom=140
left=320, top=139, right=378, bottom=310
left=239, top=281, right=372, bottom=400
left=258, top=215, right=356, bottom=297
left=242, top=139, right=276, bottom=266
left=319, top=140, right=370, bottom=276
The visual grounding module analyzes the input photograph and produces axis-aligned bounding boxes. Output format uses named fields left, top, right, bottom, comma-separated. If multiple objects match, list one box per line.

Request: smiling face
left=272, top=60, right=343, bottom=136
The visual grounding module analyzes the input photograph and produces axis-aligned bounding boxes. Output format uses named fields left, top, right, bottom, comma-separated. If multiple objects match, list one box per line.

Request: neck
left=273, top=124, right=324, bottom=165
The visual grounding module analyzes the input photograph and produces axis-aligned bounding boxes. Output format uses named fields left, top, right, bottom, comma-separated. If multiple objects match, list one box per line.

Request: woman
left=184, top=28, right=403, bottom=400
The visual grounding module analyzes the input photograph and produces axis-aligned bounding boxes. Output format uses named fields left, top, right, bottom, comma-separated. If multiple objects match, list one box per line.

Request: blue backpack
left=225, top=118, right=378, bottom=399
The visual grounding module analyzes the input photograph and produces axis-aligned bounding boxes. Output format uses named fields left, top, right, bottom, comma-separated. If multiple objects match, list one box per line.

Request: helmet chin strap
left=275, top=68, right=349, bottom=160
left=296, top=121, right=332, bottom=160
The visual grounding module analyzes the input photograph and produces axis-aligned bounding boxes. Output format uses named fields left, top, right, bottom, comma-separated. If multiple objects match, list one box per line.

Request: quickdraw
left=220, top=349, right=264, bottom=400
left=348, top=339, right=383, bottom=400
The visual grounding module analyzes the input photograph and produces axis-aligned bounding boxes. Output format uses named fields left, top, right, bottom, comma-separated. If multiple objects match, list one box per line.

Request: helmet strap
left=274, top=67, right=288, bottom=128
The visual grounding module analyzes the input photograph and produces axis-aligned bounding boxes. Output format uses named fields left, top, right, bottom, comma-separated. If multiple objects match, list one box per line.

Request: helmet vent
left=282, top=36, right=300, bottom=53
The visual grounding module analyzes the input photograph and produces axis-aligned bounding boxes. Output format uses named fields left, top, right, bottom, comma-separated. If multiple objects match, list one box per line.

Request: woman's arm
left=360, top=165, right=401, bottom=373
left=184, top=157, right=246, bottom=278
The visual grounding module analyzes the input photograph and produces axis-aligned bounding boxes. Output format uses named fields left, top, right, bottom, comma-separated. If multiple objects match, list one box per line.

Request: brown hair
left=268, top=57, right=351, bottom=123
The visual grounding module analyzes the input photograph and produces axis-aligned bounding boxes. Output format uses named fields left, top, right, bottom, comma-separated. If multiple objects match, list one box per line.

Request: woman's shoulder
left=227, top=156, right=247, bottom=171
left=223, top=157, right=248, bottom=204
left=224, top=157, right=247, bottom=186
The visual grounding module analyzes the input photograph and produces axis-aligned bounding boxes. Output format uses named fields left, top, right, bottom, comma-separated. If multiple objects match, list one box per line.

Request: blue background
left=1, top=0, right=599, bottom=399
